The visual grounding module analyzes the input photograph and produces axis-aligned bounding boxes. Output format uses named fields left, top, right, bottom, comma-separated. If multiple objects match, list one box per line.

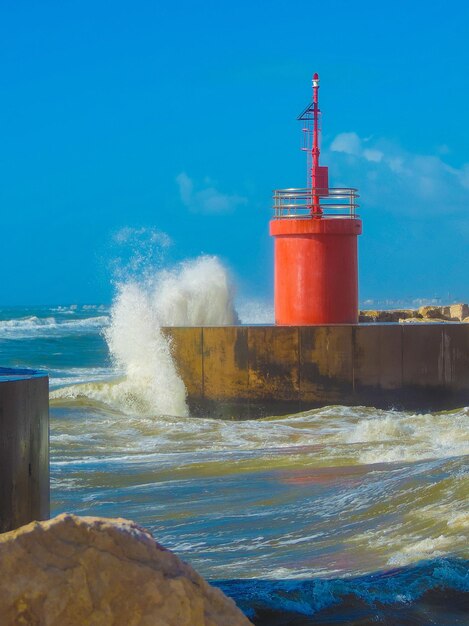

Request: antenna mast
left=298, top=72, right=329, bottom=216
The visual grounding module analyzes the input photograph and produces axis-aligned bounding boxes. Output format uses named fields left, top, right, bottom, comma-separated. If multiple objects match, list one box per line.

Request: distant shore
left=359, top=302, right=469, bottom=323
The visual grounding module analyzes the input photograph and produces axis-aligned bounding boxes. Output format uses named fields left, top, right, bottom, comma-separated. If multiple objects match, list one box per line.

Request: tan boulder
left=359, top=309, right=418, bottom=323
left=418, top=305, right=446, bottom=320
left=417, top=304, right=469, bottom=321
left=439, top=305, right=452, bottom=318
left=417, top=305, right=457, bottom=320
left=0, top=514, right=252, bottom=626
left=449, top=303, right=469, bottom=321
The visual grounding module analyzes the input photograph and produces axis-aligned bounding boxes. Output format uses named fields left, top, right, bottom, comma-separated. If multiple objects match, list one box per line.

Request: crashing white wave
left=51, top=255, right=239, bottom=416
left=236, top=298, right=274, bottom=325
left=103, top=280, right=189, bottom=416
left=150, top=256, right=238, bottom=326
left=44, top=249, right=270, bottom=414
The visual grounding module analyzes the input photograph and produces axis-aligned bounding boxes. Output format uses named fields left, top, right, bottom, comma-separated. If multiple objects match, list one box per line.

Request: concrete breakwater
left=0, top=368, right=49, bottom=532
left=163, top=324, right=469, bottom=417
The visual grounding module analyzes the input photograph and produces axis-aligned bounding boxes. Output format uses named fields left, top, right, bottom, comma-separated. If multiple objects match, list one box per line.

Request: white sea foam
left=49, top=400, right=469, bottom=575
left=50, top=381, right=469, bottom=465
left=49, top=367, right=117, bottom=389
left=388, top=535, right=462, bottom=567
left=341, top=409, right=469, bottom=464
left=447, top=512, right=469, bottom=529
left=51, top=255, right=239, bottom=416
left=236, top=298, right=274, bottom=325
left=103, top=280, right=189, bottom=415
left=0, top=315, right=109, bottom=339
left=151, top=256, right=238, bottom=326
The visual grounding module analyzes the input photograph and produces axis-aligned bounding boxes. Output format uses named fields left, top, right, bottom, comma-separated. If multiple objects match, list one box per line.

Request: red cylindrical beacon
left=270, top=74, right=362, bottom=325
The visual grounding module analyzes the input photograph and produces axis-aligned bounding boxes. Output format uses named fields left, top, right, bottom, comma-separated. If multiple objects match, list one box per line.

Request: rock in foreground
left=0, top=513, right=252, bottom=626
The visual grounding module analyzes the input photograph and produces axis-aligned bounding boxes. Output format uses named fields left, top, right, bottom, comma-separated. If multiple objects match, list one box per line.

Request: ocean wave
left=48, top=398, right=469, bottom=465
left=49, top=367, right=116, bottom=389
left=340, top=407, right=469, bottom=463
left=48, top=257, right=240, bottom=416
left=68, top=255, right=240, bottom=417
left=0, top=315, right=109, bottom=339
left=50, top=376, right=188, bottom=417
left=49, top=400, right=468, bottom=580
left=216, top=558, right=469, bottom=624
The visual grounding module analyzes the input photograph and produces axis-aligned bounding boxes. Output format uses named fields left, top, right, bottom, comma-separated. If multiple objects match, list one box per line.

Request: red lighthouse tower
left=270, top=74, right=362, bottom=325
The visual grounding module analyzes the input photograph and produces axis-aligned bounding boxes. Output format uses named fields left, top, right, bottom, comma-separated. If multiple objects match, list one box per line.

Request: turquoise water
left=1, top=304, right=468, bottom=624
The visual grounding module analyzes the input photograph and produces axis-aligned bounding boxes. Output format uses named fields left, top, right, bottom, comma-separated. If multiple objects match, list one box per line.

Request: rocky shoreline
left=359, top=302, right=469, bottom=323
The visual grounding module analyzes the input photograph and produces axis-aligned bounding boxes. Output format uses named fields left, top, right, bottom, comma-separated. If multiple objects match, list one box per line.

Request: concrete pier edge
left=163, top=323, right=469, bottom=418
left=0, top=368, right=49, bottom=532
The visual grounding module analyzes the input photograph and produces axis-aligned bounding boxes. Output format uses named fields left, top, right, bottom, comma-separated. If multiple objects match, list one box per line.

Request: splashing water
left=51, top=255, right=239, bottom=415
left=102, top=280, right=189, bottom=416
left=150, top=256, right=239, bottom=326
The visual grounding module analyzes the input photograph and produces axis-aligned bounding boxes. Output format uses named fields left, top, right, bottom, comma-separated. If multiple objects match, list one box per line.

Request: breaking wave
left=217, top=558, right=469, bottom=624
left=49, top=403, right=469, bottom=579
left=0, top=315, right=108, bottom=339
left=51, top=255, right=238, bottom=416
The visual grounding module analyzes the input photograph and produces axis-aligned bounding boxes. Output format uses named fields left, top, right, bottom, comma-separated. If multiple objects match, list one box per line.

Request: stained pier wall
left=163, top=324, right=469, bottom=417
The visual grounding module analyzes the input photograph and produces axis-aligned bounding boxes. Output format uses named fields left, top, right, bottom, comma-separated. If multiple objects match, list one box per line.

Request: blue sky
left=1, top=0, right=469, bottom=305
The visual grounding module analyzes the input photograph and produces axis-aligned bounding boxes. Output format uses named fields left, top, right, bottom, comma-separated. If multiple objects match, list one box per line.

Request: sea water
left=1, top=256, right=468, bottom=624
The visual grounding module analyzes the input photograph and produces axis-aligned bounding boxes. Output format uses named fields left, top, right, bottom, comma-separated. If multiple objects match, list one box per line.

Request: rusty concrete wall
left=163, top=324, right=469, bottom=417
left=0, top=369, right=49, bottom=531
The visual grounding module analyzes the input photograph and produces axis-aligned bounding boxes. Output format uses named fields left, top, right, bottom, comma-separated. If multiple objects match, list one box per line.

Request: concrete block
left=299, top=326, right=353, bottom=403
left=402, top=324, right=446, bottom=387
left=353, top=325, right=402, bottom=390
left=164, top=328, right=203, bottom=398
left=203, top=327, right=249, bottom=400
left=0, top=369, right=49, bottom=532
left=248, top=327, right=299, bottom=401
left=441, top=325, right=469, bottom=389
